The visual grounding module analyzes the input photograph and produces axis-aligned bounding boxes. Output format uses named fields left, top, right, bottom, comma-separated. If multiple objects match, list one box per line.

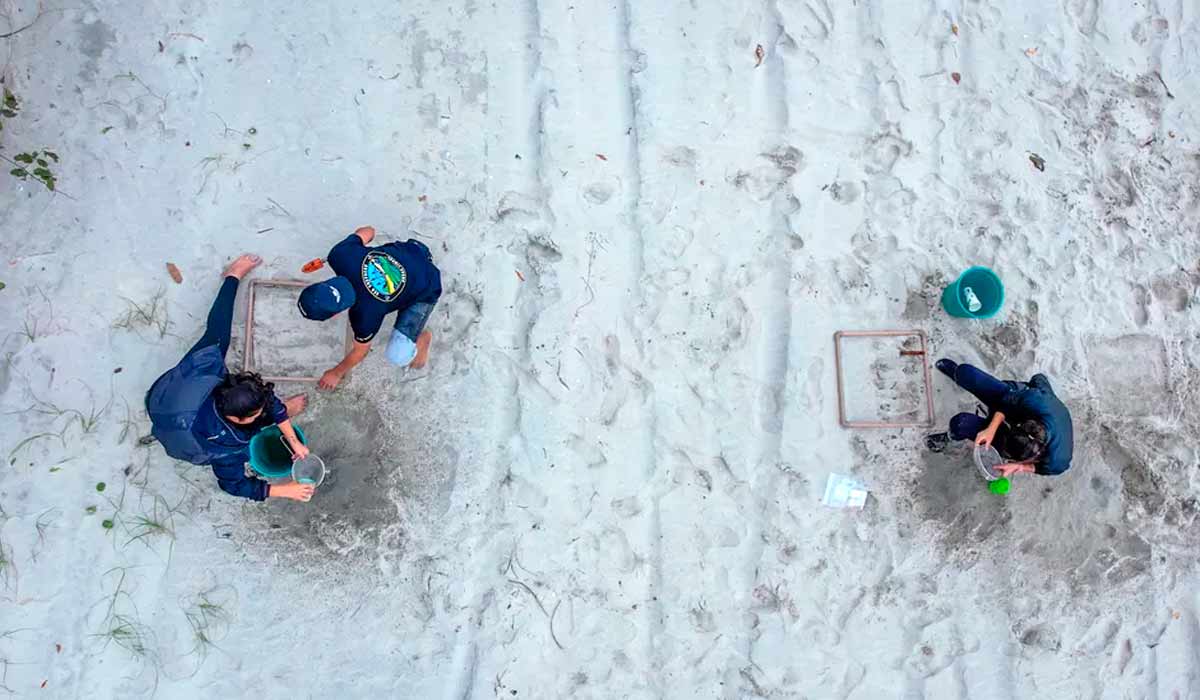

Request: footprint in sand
left=611, top=495, right=642, bottom=518
left=1066, top=0, right=1100, bottom=35
left=1150, top=271, right=1197, bottom=313
left=730, top=147, right=805, bottom=201
left=827, top=180, right=861, bottom=204
left=1017, top=622, right=1062, bottom=652
left=660, top=145, right=697, bottom=170
left=862, top=128, right=912, bottom=175
left=581, top=180, right=617, bottom=205
left=599, top=527, right=635, bottom=573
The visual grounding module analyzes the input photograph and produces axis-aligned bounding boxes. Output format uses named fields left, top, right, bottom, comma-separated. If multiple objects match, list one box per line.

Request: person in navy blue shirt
left=298, top=226, right=442, bottom=390
left=146, top=254, right=315, bottom=502
left=926, top=358, right=1074, bottom=478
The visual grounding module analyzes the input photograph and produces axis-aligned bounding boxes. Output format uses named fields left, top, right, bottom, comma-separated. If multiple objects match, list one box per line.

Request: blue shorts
left=385, top=300, right=437, bottom=365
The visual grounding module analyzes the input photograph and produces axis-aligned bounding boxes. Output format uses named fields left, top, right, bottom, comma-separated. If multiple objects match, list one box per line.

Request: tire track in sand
left=613, top=0, right=666, bottom=692
left=523, top=0, right=662, bottom=691
left=737, top=0, right=799, bottom=686
left=448, top=1, right=558, bottom=696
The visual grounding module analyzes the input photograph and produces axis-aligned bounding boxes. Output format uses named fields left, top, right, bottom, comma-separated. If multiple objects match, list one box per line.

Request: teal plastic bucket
left=248, top=425, right=307, bottom=478
left=942, top=266, right=1004, bottom=319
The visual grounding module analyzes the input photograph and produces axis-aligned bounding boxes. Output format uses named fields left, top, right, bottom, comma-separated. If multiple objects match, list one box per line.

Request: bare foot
left=409, top=330, right=433, bottom=369
left=283, top=393, right=308, bottom=417
left=224, top=254, right=263, bottom=280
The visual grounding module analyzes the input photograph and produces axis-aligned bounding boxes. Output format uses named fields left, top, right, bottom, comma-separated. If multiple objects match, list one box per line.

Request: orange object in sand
left=301, top=258, right=325, bottom=273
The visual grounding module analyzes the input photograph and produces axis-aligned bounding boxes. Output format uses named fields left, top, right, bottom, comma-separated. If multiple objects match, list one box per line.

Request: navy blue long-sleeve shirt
left=191, top=395, right=288, bottom=500
left=998, top=374, right=1074, bottom=475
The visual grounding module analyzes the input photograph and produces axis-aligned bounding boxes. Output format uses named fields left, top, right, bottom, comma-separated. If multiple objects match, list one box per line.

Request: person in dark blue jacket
left=298, top=226, right=442, bottom=390
left=147, top=254, right=315, bottom=502
left=925, top=358, right=1074, bottom=478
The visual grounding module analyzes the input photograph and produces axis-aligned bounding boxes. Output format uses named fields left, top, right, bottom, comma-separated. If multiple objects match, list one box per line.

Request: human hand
left=974, top=427, right=997, bottom=448
left=354, top=226, right=376, bottom=244
left=290, top=442, right=311, bottom=462
left=996, top=463, right=1028, bottom=478
left=318, top=369, right=344, bottom=390
left=271, top=481, right=315, bottom=502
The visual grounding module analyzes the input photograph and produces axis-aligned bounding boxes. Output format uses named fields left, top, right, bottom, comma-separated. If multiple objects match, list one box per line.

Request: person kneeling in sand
left=145, top=255, right=315, bottom=503
left=299, top=226, right=442, bottom=390
left=925, top=359, right=1074, bottom=478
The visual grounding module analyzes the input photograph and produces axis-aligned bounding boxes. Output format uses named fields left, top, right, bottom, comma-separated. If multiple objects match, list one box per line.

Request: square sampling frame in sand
left=243, top=279, right=353, bottom=383
left=833, top=330, right=935, bottom=429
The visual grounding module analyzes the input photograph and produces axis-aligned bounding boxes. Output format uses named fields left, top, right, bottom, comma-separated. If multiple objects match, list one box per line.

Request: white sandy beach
left=1, top=0, right=1199, bottom=697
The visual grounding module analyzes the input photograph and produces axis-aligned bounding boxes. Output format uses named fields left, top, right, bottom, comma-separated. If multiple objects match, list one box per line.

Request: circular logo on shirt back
left=360, top=251, right=407, bottom=302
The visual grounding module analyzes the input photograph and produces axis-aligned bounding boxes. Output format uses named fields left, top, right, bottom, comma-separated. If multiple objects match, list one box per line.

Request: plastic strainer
left=292, top=454, right=326, bottom=486
left=973, top=444, right=1003, bottom=481
left=281, top=436, right=326, bottom=486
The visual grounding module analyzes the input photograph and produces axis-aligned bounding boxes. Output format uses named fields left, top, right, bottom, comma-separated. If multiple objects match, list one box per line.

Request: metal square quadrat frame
left=833, top=330, right=935, bottom=429
left=243, top=279, right=353, bottom=383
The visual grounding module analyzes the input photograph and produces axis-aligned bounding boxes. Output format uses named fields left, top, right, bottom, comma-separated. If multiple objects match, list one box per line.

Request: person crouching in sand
left=925, top=359, right=1074, bottom=478
left=298, top=226, right=442, bottom=390
left=145, top=255, right=315, bottom=502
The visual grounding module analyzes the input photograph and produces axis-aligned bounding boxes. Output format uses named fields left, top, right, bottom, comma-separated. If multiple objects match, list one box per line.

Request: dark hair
left=1003, top=419, right=1047, bottom=462
left=213, top=372, right=275, bottom=419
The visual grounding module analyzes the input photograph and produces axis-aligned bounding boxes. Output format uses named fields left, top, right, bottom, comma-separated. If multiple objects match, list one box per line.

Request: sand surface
left=1, top=0, right=1199, bottom=697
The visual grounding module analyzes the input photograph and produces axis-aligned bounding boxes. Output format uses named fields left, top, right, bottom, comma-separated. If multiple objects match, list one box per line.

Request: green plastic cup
left=988, top=477, right=1011, bottom=495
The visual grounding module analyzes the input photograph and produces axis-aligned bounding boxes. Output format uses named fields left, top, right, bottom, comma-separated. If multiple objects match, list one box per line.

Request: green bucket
left=248, top=425, right=307, bottom=478
left=942, top=266, right=1004, bottom=319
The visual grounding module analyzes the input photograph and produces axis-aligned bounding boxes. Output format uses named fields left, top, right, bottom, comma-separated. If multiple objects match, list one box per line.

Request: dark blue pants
left=188, top=276, right=238, bottom=358
left=947, top=364, right=1011, bottom=441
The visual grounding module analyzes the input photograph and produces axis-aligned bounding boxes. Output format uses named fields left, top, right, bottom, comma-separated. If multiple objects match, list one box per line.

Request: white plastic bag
left=821, top=473, right=868, bottom=509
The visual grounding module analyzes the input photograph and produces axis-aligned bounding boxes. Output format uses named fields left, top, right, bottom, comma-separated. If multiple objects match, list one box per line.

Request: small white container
left=821, top=473, right=868, bottom=509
